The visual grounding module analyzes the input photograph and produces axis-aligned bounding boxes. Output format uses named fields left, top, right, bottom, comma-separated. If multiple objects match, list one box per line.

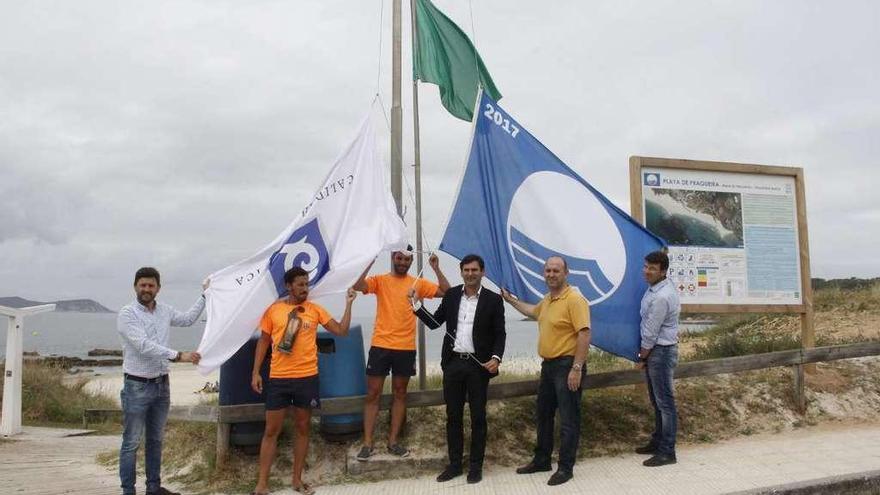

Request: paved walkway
left=0, top=426, right=183, bottom=495
left=282, top=423, right=880, bottom=495
left=3, top=423, right=879, bottom=494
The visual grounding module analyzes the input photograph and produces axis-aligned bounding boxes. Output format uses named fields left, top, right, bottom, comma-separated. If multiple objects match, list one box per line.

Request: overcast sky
left=2, top=0, right=878, bottom=312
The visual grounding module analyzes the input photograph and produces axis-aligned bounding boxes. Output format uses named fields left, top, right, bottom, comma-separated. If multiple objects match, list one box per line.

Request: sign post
left=0, top=304, right=55, bottom=436
left=629, top=156, right=814, bottom=373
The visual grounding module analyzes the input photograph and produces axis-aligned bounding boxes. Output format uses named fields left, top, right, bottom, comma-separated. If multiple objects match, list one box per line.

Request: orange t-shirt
left=364, top=273, right=439, bottom=350
left=259, top=299, right=332, bottom=379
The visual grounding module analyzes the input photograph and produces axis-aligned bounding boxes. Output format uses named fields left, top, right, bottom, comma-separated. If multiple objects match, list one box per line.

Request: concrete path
left=3, top=423, right=879, bottom=494
left=282, top=423, right=880, bottom=495
left=0, top=426, right=183, bottom=495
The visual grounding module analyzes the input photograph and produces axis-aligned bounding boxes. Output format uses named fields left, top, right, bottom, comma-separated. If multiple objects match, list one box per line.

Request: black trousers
left=534, top=355, right=584, bottom=474
left=442, top=356, right=490, bottom=470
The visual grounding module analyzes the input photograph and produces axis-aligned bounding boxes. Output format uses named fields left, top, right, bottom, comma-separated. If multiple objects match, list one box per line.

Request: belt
left=542, top=355, right=574, bottom=363
left=124, top=373, right=168, bottom=383
left=456, top=352, right=472, bottom=360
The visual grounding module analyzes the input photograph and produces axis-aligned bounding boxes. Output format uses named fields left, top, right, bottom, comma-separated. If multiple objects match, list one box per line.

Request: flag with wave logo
left=440, top=92, right=665, bottom=361
left=197, top=114, right=408, bottom=373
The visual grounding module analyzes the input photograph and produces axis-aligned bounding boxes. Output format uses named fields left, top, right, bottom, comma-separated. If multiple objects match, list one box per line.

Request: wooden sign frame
left=629, top=156, right=814, bottom=352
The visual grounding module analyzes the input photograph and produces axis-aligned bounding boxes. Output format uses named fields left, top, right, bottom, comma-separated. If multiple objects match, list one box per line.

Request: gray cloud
left=1, top=0, right=878, bottom=310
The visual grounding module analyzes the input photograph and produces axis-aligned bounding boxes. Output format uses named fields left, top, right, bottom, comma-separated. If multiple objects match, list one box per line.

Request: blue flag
left=440, top=92, right=665, bottom=362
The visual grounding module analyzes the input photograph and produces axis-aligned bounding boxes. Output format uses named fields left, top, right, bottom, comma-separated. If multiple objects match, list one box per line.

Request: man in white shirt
left=412, top=254, right=506, bottom=484
left=116, top=267, right=206, bottom=495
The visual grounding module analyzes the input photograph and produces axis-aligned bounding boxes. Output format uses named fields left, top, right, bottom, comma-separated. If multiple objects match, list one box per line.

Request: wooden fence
left=84, top=341, right=880, bottom=466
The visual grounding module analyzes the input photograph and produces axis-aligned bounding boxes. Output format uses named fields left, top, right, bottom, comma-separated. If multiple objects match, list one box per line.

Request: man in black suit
left=410, top=254, right=506, bottom=484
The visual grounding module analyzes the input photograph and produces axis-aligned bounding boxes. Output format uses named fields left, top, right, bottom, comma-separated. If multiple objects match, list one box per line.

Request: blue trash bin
left=317, top=325, right=366, bottom=439
left=219, top=336, right=270, bottom=448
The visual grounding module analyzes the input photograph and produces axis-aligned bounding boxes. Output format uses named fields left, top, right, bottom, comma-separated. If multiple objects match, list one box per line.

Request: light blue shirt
left=117, top=297, right=205, bottom=378
left=640, top=278, right=680, bottom=350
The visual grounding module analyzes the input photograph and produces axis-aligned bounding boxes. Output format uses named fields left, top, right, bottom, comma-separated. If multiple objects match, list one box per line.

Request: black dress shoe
left=467, top=468, right=482, bottom=484
left=436, top=465, right=463, bottom=482
left=547, top=470, right=573, bottom=486
left=516, top=461, right=552, bottom=474
left=643, top=454, right=677, bottom=467
left=634, top=443, right=657, bottom=455
left=146, top=488, right=181, bottom=495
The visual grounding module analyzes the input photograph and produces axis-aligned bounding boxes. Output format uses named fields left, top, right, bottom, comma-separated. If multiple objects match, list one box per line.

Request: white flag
left=196, top=114, right=408, bottom=373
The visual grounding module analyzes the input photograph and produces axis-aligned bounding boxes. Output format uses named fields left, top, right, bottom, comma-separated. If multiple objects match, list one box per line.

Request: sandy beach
left=79, top=357, right=546, bottom=407
left=82, top=362, right=220, bottom=406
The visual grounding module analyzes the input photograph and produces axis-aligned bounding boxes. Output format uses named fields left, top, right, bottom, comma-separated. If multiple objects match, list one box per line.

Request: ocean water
left=0, top=311, right=543, bottom=364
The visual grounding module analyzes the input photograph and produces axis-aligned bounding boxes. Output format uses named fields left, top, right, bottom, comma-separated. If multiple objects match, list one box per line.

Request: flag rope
left=468, top=0, right=481, bottom=84
left=415, top=306, right=490, bottom=367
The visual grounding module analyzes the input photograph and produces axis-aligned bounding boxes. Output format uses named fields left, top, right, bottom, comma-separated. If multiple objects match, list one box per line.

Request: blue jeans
left=645, top=345, right=678, bottom=456
left=534, top=356, right=584, bottom=474
left=120, top=376, right=170, bottom=495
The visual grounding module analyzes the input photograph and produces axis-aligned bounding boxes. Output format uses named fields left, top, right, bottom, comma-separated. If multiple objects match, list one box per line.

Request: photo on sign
left=645, top=188, right=744, bottom=248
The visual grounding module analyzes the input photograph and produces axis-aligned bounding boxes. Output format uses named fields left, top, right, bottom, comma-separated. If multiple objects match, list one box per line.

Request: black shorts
left=265, top=375, right=320, bottom=411
left=366, top=346, right=416, bottom=377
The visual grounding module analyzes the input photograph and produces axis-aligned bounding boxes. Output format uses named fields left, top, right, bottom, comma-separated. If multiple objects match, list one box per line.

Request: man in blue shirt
left=116, top=267, right=206, bottom=495
left=636, top=251, right=681, bottom=467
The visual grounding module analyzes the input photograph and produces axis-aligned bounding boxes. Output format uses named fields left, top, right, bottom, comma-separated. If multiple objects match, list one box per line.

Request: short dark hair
left=644, top=251, right=669, bottom=271
left=134, top=267, right=160, bottom=286
left=284, top=267, right=310, bottom=284
left=459, top=254, right=485, bottom=270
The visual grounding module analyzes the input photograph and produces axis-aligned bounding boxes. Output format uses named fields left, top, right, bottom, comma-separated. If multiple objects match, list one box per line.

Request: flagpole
left=391, top=0, right=403, bottom=214
left=409, top=0, right=427, bottom=391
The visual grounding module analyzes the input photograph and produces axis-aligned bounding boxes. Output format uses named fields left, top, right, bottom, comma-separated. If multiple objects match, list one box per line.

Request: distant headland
left=0, top=296, right=114, bottom=313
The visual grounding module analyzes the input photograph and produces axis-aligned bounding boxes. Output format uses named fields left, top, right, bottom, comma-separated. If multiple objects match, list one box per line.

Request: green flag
left=413, top=0, right=502, bottom=121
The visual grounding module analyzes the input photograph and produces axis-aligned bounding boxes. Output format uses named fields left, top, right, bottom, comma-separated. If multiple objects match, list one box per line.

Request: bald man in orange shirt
left=353, top=247, right=450, bottom=460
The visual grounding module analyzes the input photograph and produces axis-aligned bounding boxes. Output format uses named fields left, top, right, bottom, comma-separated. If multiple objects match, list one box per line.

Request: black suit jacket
left=414, top=285, right=506, bottom=378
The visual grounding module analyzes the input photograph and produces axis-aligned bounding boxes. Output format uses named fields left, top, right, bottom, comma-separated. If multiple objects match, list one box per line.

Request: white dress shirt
left=453, top=287, right=480, bottom=353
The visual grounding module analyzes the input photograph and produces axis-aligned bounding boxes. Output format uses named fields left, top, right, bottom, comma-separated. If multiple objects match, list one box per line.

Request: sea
left=0, top=312, right=715, bottom=364
left=0, top=311, right=544, bottom=364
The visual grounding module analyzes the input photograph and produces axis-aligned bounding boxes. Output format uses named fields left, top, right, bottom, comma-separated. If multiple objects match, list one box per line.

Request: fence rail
left=83, top=341, right=880, bottom=466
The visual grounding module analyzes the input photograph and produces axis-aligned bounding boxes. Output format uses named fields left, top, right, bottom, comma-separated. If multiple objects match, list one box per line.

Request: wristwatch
left=571, top=362, right=583, bottom=372
left=170, top=351, right=181, bottom=362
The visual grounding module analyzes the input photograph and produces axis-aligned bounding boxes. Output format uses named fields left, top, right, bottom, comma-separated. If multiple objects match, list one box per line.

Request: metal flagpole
left=391, top=0, right=403, bottom=215
left=409, top=0, right=427, bottom=390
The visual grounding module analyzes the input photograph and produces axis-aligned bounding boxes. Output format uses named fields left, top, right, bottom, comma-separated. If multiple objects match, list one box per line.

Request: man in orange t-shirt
left=353, top=246, right=450, bottom=460
left=249, top=267, right=356, bottom=495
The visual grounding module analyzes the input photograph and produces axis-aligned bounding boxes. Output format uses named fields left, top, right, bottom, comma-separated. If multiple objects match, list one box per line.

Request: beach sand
left=81, top=357, right=544, bottom=407
left=83, top=362, right=220, bottom=406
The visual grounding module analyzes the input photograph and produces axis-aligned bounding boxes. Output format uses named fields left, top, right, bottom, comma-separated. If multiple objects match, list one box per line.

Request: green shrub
left=0, top=362, right=117, bottom=425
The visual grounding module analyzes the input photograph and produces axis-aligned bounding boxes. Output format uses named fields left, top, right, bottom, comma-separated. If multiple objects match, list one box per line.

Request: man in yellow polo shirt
left=502, top=255, right=590, bottom=487
left=353, top=246, right=450, bottom=460
left=249, top=266, right=356, bottom=495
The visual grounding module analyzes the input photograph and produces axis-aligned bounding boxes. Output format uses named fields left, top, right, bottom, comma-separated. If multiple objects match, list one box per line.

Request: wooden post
left=215, top=422, right=231, bottom=468
left=794, top=168, right=816, bottom=373
left=793, top=364, right=806, bottom=414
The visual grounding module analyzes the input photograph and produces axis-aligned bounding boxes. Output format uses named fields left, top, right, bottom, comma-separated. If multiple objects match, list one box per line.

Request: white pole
left=0, top=304, right=55, bottom=437
left=1, top=315, right=23, bottom=436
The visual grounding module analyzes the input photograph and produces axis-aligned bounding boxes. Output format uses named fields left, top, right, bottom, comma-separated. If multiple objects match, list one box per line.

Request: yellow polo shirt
left=534, top=286, right=591, bottom=359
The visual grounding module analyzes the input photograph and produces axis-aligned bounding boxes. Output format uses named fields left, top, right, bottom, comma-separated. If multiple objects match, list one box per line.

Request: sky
left=1, top=0, right=878, bottom=312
